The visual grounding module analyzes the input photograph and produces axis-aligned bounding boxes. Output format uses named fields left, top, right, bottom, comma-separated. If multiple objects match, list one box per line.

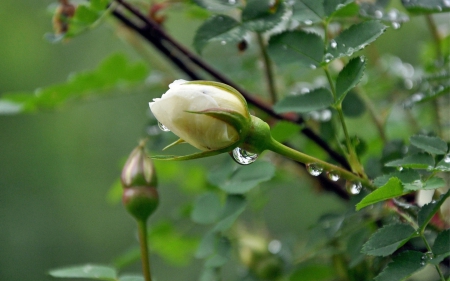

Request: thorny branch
left=111, top=0, right=352, bottom=200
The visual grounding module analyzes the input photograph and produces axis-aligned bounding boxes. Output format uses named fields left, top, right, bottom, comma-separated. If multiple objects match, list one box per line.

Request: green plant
left=1, top=0, right=449, bottom=280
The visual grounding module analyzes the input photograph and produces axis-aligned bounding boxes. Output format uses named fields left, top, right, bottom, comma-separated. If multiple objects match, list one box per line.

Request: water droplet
left=268, top=240, right=282, bottom=254
left=420, top=261, right=426, bottom=266
left=374, top=10, right=383, bottom=19
left=300, top=87, right=310, bottom=94
left=397, top=166, right=404, bottom=171
left=306, top=163, right=323, bottom=176
left=403, top=93, right=424, bottom=108
left=304, top=20, right=313, bottom=25
left=444, top=154, right=450, bottom=163
left=320, top=109, right=332, bottom=122
left=324, top=53, right=334, bottom=63
left=221, top=40, right=227, bottom=45
left=404, top=79, right=413, bottom=89
left=346, top=47, right=354, bottom=56
left=346, top=181, right=362, bottom=195
left=228, top=0, right=236, bottom=4
left=327, top=171, right=340, bottom=181
left=444, top=0, right=450, bottom=7
left=392, top=22, right=401, bottom=29
left=158, top=122, right=170, bottom=132
left=231, top=147, right=258, bottom=165
left=310, top=64, right=317, bottom=69
left=330, top=40, right=337, bottom=49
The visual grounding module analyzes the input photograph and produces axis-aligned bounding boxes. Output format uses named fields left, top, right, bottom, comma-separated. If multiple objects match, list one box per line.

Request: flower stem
left=420, top=233, right=445, bottom=281
left=137, top=219, right=152, bottom=281
left=256, top=33, right=277, bottom=103
left=266, top=137, right=374, bottom=190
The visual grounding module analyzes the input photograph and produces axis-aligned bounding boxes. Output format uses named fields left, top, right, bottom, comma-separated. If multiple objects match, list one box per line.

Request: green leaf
left=290, top=264, right=335, bottom=281
left=356, top=177, right=406, bottom=210
left=373, top=169, right=421, bottom=187
left=323, top=0, right=354, bottom=16
left=113, top=247, right=141, bottom=269
left=241, top=0, right=287, bottom=32
left=361, top=224, right=416, bottom=256
left=208, top=161, right=275, bottom=194
left=404, top=177, right=446, bottom=191
left=193, top=0, right=241, bottom=12
left=193, top=15, right=245, bottom=53
left=213, top=195, right=246, bottom=231
left=65, top=0, right=108, bottom=38
left=270, top=121, right=302, bottom=143
left=204, top=236, right=231, bottom=267
left=409, top=135, right=448, bottom=155
left=1, top=53, right=148, bottom=114
left=335, top=56, right=366, bottom=103
left=292, top=0, right=325, bottom=23
left=268, top=30, right=325, bottom=67
left=374, top=251, right=425, bottom=281
left=328, top=20, right=387, bottom=59
left=273, top=88, right=333, bottom=114
left=49, top=265, right=117, bottom=280
left=435, top=156, right=450, bottom=171
left=402, top=0, right=450, bottom=14
left=417, top=189, right=450, bottom=231
left=342, top=90, right=366, bottom=117
left=385, top=153, right=435, bottom=169
left=119, top=276, right=144, bottom=281
left=148, top=221, right=199, bottom=266
left=431, top=229, right=450, bottom=263
left=196, top=231, right=218, bottom=258
left=191, top=192, right=222, bottom=224
left=329, top=2, right=360, bottom=18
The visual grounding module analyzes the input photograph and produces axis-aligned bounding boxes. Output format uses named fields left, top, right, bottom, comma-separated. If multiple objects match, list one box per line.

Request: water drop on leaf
left=444, top=154, right=450, bottom=163
left=306, top=163, right=323, bottom=176
left=231, top=147, right=258, bottom=165
left=330, top=40, right=337, bottom=49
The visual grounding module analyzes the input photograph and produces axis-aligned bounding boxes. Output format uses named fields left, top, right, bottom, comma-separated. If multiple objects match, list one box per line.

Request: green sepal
left=151, top=143, right=239, bottom=161
left=185, top=108, right=250, bottom=136
left=162, top=138, right=186, bottom=151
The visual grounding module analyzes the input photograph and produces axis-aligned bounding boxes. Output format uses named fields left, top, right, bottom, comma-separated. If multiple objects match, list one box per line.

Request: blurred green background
left=0, top=1, right=444, bottom=280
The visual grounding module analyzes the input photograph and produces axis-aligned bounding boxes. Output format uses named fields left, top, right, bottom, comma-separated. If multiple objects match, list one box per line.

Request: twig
left=256, top=33, right=277, bottom=103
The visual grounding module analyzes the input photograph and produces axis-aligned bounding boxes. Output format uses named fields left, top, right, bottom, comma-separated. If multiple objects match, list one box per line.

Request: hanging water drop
left=346, top=181, right=362, bottom=195
left=444, top=154, right=450, bottom=163
left=306, top=163, right=323, bottom=176
left=327, top=171, right=340, bottom=181
left=158, top=122, right=170, bottom=132
left=231, top=147, right=258, bottom=165
left=374, top=10, right=383, bottom=19
left=397, top=166, right=404, bottom=171
left=330, top=40, right=337, bottom=49
left=392, top=22, right=401, bottom=29
left=324, top=53, right=334, bottom=63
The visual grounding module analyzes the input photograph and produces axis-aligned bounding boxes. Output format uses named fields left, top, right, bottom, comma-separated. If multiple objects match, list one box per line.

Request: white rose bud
left=149, top=80, right=251, bottom=152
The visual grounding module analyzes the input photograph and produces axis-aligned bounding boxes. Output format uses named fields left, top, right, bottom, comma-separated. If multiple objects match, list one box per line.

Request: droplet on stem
left=158, top=122, right=170, bottom=132
left=306, top=163, right=323, bottom=176
left=346, top=181, right=362, bottom=195
left=327, top=171, right=340, bottom=181
left=231, top=147, right=258, bottom=165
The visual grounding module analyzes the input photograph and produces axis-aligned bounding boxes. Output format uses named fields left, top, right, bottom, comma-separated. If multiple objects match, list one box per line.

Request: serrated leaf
left=404, top=177, right=445, bottom=191
left=434, top=157, right=450, bottom=171
left=213, top=195, right=246, bottom=231
left=289, top=264, right=335, bottom=281
left=208, top=161, right=275, bottom=194
left=191, top=192, right=222, bottom=224
left=328, top=20, right=387, bottom=59
left=402, top=0, right=450, bottom=14
left=431, top=229, right=450, bottom=263
left=273, top=88, right=333, bottom=114
left=385, top=153, right=435, bottom=169
left=362, top=224, right=416, bottom=256
left=356, top=177, right=406, bottom=210
left=373, top=169, right=421, bottom=187
left=193, top=15, right=246, bottom=53
left=268, top=30, right=325, bottom=67
left=374, top=251, right=425, bottom=281
left=409, top=135, right=448, bottom=155
left=1, top=53, right=148, bottom=114
left=292, top=0, right=324, bottom=23
left=241, top=0, right=287, bottom=32
left=323, top=0, right=354, bottom=16
left=49, top=264, right=117, bottom=280
left=335, top=56, right=366, bottom=103
left=329, top=1, right=360, bottom=18
left=418, top=189, right=450, bottom=231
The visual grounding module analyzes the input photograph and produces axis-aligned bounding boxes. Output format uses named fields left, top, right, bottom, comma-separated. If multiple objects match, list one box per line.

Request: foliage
left=2, top=0, right=449, bottom=280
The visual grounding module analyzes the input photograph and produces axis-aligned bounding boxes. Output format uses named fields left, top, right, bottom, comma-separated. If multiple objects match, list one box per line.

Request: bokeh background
left=0, top=1, right=445, bottom=280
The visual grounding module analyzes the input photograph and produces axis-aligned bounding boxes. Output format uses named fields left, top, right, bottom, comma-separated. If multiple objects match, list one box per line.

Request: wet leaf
left=402, top=0, right=450, bottom=14
left=241, top=0, right=287, bottom=32
left=49, top=264, right=117, bottom=280
left=323, top=0, right=354, bottom=16
left=335, top=56, right=366, bottom=104
left=374, top=251, right=425, bottom=281
left=268, top=30, right=325, bottom=67
left=274, top=88, right=333, bottom=114
left=361, top=224, right=416, bottom=256
left=385, top=153, right=435, bottom=169
left=409, top=135, right=448, bottom=155
left=404, top=177, right=445, bottom=191
left=417, top=189, right=450, bottom=231
left=292, top=0, right=324, bottom=23
left=356, top=177, right=406, bottom=210
left=373, top=169, right=421, bottom=187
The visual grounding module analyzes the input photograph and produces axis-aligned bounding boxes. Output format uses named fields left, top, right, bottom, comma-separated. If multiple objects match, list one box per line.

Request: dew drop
left=397, top=166, right=404, bottom=171
left=310, top=64, right=317, bottom=69
left=306, top=163, right=323, bottom=176
left=330, top=39, right=337, bottom=49
left=221, top=40, right=227, bottom=45
left=374, top=10, right=383, bottom=19
left=444, top=0, right=450, bottom=7
left=324, top=53, right=334, bottom=63
left=158, top=122, right=170, bottom=132
left=404, top=79, right=413, bottom=89
left=228, top=0, right=236, bottom=4
left=444, top=154, right=450, bottom=163
left=392, top=22, right=401, bottom=29
left=268, top=240, right=282, bottom=254
left=327, top=171, right=340, bottom=181
left=231, top=147, right=258, bottom=165
left=346, top=181, right=362, bottom=195
left=304, top=20, right=313, bottom=25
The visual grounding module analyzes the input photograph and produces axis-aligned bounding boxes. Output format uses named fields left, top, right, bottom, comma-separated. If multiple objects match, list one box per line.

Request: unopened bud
left=122, top=187, right=159, bottom=221
left=121, top=141, right=157, bottom=188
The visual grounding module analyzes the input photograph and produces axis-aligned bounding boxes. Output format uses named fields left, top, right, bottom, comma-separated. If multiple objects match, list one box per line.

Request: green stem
left=137, top=220, right=152, bottom=281
left=256, top=33, right=277, bottom=103
left=266, top=137, right=374, bottom=190
left=420, top=233, right=445, bottom=281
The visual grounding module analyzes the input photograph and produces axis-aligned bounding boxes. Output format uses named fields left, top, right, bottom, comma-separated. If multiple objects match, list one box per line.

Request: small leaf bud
left=121, top=141, right=157, bottom=188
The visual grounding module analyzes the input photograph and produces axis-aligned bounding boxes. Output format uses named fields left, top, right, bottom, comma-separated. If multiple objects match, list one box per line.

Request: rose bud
left=121, top=140, right=157, bottom=188
left=122, top=187, right=159, bottom=222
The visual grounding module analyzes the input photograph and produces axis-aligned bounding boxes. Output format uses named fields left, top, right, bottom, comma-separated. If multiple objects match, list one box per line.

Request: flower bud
left=149, top=80, right=251, bottom=152
left=121, top=141, right=157, bottom=188
left=122, top=187, right=159, bottom=222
